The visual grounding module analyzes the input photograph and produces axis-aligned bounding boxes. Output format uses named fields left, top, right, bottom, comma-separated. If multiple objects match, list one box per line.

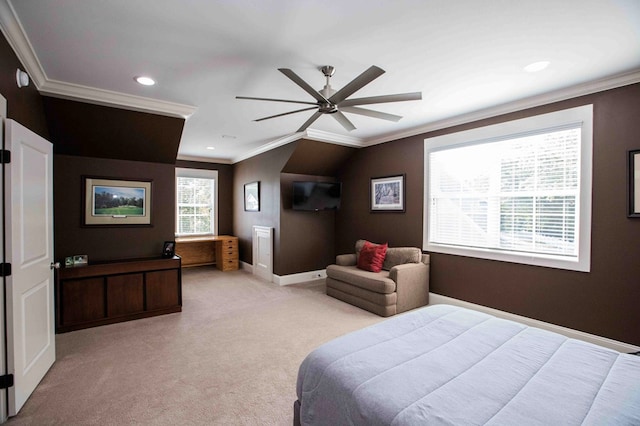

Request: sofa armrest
left=335, top=253, right=357, bottom=266
left=389, top=262, right=430, bottom=312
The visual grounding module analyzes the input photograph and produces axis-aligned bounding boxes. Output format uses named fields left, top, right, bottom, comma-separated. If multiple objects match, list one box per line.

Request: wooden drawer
left=218, top=247, right=238, bottom=260
left=220, top=239, right=237, bottom=250
left=218, top=259, right=239, bottom=272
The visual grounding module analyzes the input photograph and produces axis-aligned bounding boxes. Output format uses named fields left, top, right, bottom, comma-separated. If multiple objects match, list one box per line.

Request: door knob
left=50, top=262, right=60, bottom=270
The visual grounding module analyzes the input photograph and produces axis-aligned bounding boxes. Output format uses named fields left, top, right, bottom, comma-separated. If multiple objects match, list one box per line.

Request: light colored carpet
left=8, top=267, right=384, bottom=425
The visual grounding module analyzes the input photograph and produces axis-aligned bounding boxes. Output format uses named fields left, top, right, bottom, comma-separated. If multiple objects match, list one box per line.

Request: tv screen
left=292, top=181, right=341, bottom=211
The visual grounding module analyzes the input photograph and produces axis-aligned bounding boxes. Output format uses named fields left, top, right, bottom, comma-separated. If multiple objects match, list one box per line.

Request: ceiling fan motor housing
left=319, top=102, right=338, bottom=114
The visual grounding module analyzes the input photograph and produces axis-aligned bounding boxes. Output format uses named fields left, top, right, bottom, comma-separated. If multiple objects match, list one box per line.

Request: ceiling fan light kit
left=236, top=65, right=422, bottom=133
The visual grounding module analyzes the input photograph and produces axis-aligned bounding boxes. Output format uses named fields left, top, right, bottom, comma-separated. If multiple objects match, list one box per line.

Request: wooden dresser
left=56, top=256, right=182, bottom=333
left=176, top=235, right=239, bottom=271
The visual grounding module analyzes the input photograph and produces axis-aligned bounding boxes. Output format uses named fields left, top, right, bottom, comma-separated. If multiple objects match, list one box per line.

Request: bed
left=294, top=304, right=640, bottom=425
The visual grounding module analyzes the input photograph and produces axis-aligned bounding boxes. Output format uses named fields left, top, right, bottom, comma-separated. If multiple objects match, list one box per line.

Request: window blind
left=428, top=126, right=581, bottom=258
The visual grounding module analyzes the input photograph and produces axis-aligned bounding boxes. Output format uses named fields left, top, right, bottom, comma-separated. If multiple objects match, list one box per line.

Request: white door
left=0, top=94, right=7, bottom=421
left=4, top=119, right=55, bottom=417
left=252, top=226, right=273, bottom=282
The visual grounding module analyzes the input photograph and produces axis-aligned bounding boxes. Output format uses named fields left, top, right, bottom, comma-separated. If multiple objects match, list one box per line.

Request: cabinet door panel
left=107, top=274, right=144, bottom=317
left=61, top=277, right=105, bottom=324
left=146, top=270, right=180, bottom=310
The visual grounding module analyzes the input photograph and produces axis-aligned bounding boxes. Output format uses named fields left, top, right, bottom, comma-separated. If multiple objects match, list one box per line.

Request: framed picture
left=244, top=181, right=260, bottom=212
left=83, top=177, right=152, bottom=226
left=629, top=150, right=640, bottom=217
left=370, top=174, right=405, bottom=212
left=162, top=241, right=176, bottom=258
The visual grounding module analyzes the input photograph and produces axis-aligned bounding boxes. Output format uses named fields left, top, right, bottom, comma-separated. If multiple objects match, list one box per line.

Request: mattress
left=296, top=304, right=640, bottom=425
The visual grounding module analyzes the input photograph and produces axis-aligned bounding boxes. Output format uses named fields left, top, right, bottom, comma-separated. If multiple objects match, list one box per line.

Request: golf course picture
left=92, top=185, right=145, bottom=216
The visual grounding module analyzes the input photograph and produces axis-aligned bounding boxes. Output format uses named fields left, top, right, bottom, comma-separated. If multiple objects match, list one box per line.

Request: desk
left=175, top=235, right=239, bottom=271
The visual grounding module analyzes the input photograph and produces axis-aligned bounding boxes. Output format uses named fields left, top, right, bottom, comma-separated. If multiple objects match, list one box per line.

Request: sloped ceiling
left=282, top=140, right=356, bottom=176
left=43, top=96, right=185, bottom=164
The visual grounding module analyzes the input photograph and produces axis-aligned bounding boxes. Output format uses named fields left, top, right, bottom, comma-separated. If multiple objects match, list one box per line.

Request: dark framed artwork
left=244, top=181, right=260, bottom=212
left=370, top=174, right=405, bottom=212
left=629, top=150, right=640, bottom=217
left=83, top=177, right=152, bottom=225
left=162, top=241, right=176, bottom=258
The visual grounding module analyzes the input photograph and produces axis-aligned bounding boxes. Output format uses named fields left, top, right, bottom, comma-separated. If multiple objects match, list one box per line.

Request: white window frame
left=424, top=105, right=593, bottom=272
left=175, top=168, right=218, bottom=237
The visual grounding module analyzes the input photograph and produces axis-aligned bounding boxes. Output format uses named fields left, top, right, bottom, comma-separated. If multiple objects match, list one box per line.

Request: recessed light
left=206, top=146, right=216, bottom=150
left=135, top=76, right=156, bottom=86
left=524, top=61, right=550, bottom=73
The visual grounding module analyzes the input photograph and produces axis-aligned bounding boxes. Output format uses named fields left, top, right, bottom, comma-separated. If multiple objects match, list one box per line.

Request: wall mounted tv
left=292, top=181, right=342, bottom=211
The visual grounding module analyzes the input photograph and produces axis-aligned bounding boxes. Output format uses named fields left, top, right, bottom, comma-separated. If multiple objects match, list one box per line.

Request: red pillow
left=357, top=241, right=388, bottom=272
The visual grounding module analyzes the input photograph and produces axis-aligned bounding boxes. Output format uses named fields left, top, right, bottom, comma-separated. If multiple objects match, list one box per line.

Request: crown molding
left=364, top=68, right=640, bottom=147
left=40, top=79, right=197, bottom=119
left=175, top=154, right=233, bottom=165
left=231, top=133, right=304, bottom=164
left=304, top=129, right=365, bottom=147
left=231, top=129, right=366, bottom=163
left=0, top=0, right=196, bottom=119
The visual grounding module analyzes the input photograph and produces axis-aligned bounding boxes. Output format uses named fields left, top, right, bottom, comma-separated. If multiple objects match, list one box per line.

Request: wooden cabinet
left=176, top=235, right=239, bottom=271
left=215, top=236, right=239, bottom=271
left=56, top=256, right=181, bottom=333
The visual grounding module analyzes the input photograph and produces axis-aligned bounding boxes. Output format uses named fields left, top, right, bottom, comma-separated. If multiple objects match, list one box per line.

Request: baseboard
left=273, top=269, right=326, bottom=286
left=239, top=262, right=326, bottom=286
left=429, top=293, right=640, bottom=353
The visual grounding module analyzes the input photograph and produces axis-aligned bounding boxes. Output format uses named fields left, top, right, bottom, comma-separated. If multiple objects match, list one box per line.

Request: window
left=424, top=105, right=592, bottom=272
left=175, top=168, right=218, bottom=236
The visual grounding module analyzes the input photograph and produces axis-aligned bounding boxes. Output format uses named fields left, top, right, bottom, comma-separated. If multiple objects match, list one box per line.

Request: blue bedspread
left=296, top=304, right=640, bottom=425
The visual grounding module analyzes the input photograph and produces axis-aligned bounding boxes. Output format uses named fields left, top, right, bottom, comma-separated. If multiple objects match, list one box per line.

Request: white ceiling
left=1, top=0, right=639, bottom=163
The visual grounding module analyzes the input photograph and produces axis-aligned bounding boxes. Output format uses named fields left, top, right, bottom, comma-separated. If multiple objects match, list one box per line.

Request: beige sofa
left=326, top=240, right=430, bottom=317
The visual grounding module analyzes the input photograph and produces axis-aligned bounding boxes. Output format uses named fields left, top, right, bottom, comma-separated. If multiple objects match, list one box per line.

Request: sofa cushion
left=355, top=239, right=421, bottom=271
left=383, top=247, right=422, bottom=270
left=357, top=241, right=387, bottom=272
left=326, top=264, right=396, bottom=294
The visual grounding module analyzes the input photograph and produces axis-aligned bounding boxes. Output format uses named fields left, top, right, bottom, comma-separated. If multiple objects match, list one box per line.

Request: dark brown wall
left=283, top=139, right=357, bottom=176
left=336, top=136, right=424, bottom=252
left=280, top=173, right=338, bottom=274
left=175, top=160, right=234, bottom=235
left=234, top=140, right=356, bottom=276
left=54, top=155, right=176, bottom=262
left=336, top=83, right=640, bottom=346
left=0, top=32, right=48, bottom=138
left=43, top=97, right=184, bottom=164
left=233, top=143, right=298, bottom=272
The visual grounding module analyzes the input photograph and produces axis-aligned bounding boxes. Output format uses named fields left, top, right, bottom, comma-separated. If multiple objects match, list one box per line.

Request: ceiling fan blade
left=329, top=65, right=385, bottom=105
left=332, top=111, right=356, bottom=131
left=254, top=107, right=317, bottom=122
left=341, top=106, right=402, bottom=122
left=236, top=96, right=317, bottom=106
left=339, top=91, right=422, bottom=107
left=296, top=111, right=323, bottom=132
left=279, top=68, right=329, bottom=103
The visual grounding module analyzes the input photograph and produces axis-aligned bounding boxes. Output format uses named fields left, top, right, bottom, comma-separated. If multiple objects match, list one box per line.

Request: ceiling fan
left=236, top=65, right=422, bottom=132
